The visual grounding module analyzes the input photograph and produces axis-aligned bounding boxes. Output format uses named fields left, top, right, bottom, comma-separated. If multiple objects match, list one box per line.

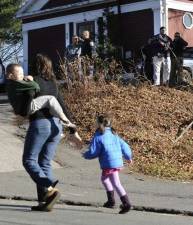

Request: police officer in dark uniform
left=66, top=35, right=81, bottom=62
left=141, top=38, right=154, bottom=84
left=169, top=32, right=188, bottom=87
left=80, top=30, right=97, bottom=77
left=80, top=30, right=96, bottom=59
left=151, top=27, right=172, bottom=86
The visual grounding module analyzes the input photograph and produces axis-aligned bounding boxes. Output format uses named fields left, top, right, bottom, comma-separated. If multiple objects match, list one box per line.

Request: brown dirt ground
left=61, top=82, right=193, bottom=181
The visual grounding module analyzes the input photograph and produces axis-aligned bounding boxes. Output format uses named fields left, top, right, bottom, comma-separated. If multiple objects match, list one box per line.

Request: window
left=183, top=12, right=193, bottom=29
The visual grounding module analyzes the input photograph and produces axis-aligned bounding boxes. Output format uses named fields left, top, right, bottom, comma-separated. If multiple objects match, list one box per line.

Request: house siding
left=22, top=0, right=145, bottom=24
left=42, top=0, right=145, bottom=10
left=28, top=24, right=65, bottom=73
left=108, top=9, right=154, bottom=58
left=22, top=3, right=113, bottom=24
left=168, top=9, right=193, bottom=46
left=26, top=6, right=154, bottom=64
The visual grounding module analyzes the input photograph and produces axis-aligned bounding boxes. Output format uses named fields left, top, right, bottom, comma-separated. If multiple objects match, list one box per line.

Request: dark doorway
left=28, top=24, right=65, bottom=74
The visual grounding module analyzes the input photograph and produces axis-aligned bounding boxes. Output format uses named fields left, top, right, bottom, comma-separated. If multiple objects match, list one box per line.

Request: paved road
left=0, top=102, right=24, bottom=172
left=1, top=93, right=193, bottom=222
left=0, top=199, right=192, bottom=225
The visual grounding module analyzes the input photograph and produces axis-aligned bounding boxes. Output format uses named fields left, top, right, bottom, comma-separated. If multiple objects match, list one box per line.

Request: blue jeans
left=23, top=117, right=62, bottom=198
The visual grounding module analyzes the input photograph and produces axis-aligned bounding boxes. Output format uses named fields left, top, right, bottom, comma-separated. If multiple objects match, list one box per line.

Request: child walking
left=83, top=114, right=132, bottom=214
left=6, top=63, right=82, bottom=147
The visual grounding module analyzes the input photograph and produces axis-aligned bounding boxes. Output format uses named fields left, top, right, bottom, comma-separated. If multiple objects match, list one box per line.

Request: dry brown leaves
left=61, top=82, right=193, bottom=180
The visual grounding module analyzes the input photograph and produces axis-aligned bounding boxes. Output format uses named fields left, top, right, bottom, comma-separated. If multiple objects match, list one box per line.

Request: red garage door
left=28, top=24, right=65, bottom=73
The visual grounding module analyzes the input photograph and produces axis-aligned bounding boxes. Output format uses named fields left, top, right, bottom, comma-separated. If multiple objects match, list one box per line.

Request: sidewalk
left=0, top=100, right=24, bottom=172
left=0, top=97, right=193, bottom=215
left=0, top=95, right=60, bottom=172
left=1, top=142, right=193, bottom=215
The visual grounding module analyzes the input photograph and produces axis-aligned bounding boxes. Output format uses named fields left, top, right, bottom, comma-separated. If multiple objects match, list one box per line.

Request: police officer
left=152, top=26, right=172, bottom=86
left=80, top=30, right=96, bottom=58
left=80, top=30, right=97, bottom=77
left=141, top=38, right=154, bottom=84
left=65, top=35, right=82, bottom=82
left=169, top=32, right=188, bottom=87
left=66, top=35, right=81, bottom=62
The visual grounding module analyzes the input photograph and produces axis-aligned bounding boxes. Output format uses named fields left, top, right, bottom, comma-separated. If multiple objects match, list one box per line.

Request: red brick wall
left=168, top=9, right=193, bottom=46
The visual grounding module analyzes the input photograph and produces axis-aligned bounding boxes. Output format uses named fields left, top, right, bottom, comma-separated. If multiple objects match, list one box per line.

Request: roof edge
left=16, top=0, right=49, bottom=18
left=16, top=0, right=116, bottom=19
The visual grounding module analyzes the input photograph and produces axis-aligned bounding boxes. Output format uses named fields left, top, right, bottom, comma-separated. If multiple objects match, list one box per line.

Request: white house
left=16, top=0, right=193, bottom=73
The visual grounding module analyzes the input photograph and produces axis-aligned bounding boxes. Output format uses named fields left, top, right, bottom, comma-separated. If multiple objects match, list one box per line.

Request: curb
left=132, top=205, right=193, bottom=217
left=0, top=195, right=192, bottom=216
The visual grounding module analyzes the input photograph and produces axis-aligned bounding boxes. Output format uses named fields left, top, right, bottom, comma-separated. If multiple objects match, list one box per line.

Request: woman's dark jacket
left=30, top=76, right=73, bottom=122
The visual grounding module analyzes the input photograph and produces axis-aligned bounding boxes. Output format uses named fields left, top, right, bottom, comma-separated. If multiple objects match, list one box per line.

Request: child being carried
left=6, top=63, right=82, bottom=148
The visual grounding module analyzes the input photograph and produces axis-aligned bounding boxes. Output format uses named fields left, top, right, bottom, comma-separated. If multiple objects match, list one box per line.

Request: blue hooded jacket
left=83, top=128, right=132, bottom=169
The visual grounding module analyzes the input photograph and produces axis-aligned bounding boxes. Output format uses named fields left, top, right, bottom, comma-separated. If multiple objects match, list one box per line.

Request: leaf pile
left=61, top=82, right=193, bottom=180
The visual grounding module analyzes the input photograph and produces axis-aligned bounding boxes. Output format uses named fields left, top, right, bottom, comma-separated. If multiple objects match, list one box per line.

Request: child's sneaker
left=61, top=120, right=76, bottom=129
left=61, top=122, right=76, bottom=138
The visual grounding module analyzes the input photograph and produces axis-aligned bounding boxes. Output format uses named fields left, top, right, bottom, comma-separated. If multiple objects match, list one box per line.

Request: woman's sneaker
left=43, top=190, right=61, bottom=211
left=31, top=188, right=61, bottom=212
